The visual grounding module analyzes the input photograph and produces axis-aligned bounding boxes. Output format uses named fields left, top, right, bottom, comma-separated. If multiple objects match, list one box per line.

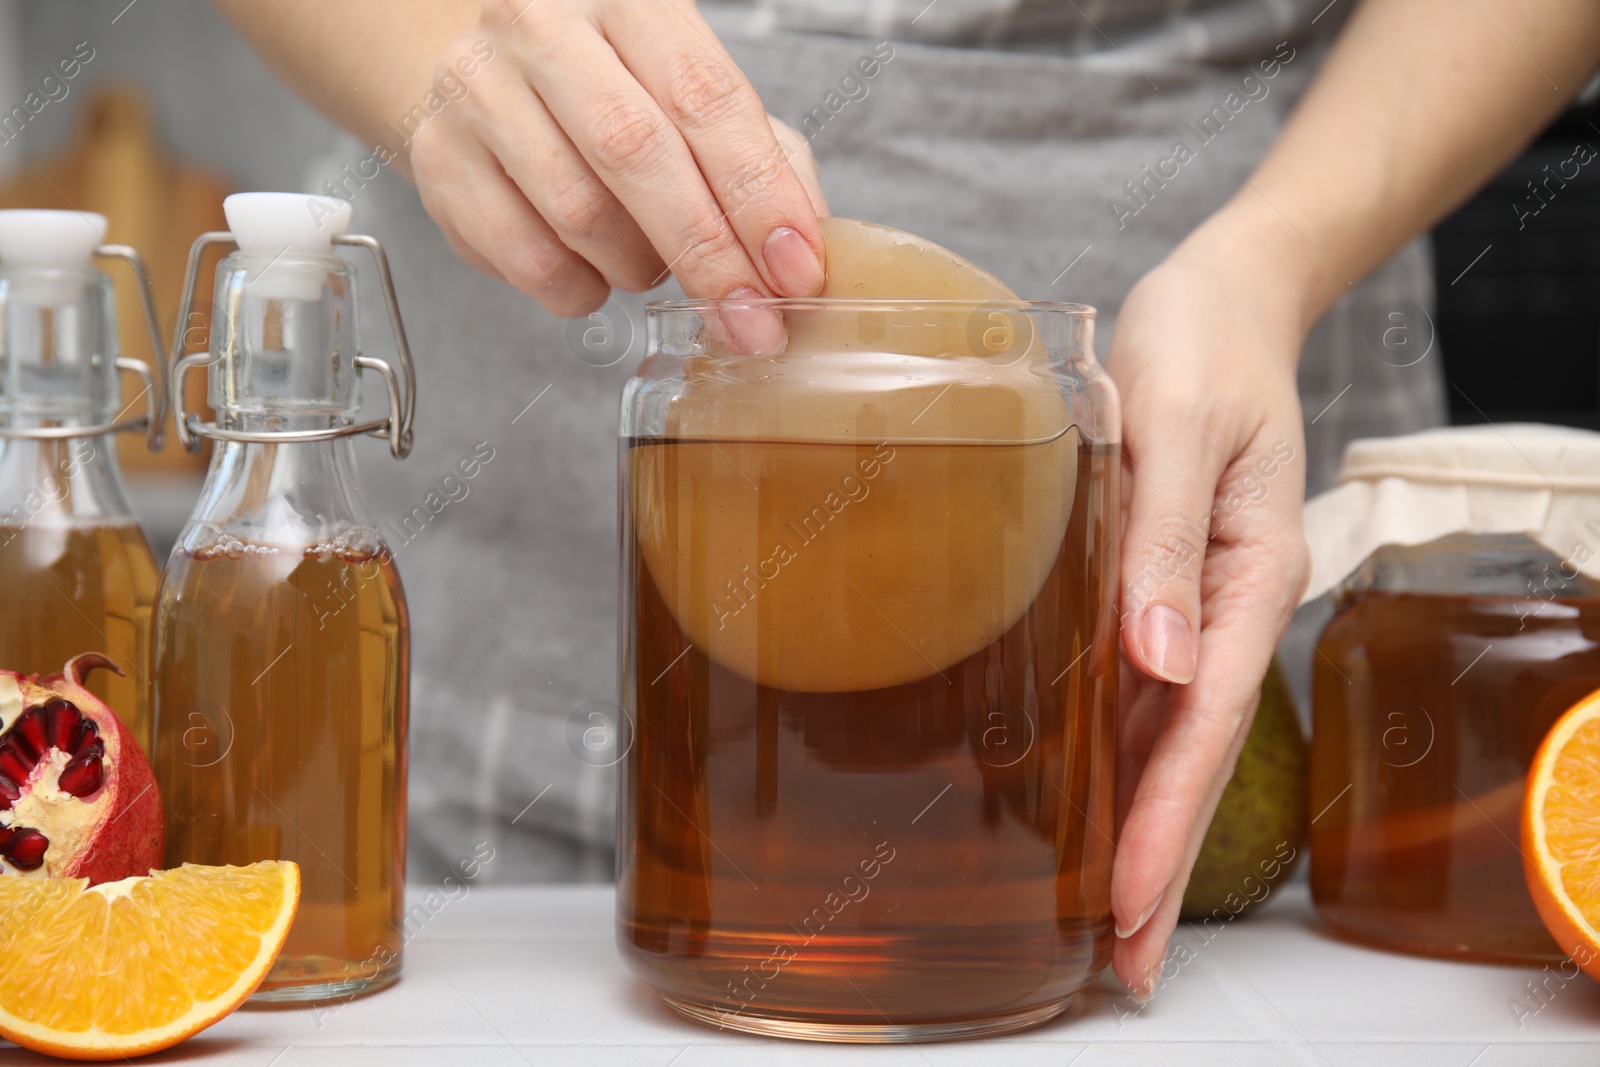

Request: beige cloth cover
left=1301, top=423, right=1600, bottom=604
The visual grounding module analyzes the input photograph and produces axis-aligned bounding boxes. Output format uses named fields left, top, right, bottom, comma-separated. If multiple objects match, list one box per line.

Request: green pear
left=1179, top=657, right=1308, bottom=920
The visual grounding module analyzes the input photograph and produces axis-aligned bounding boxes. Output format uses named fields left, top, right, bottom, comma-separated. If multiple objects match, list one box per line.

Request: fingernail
left=1141, top=605, right=1195, bottom=684
left=763, top=226, right=824, bottom=297
left=719, top=286, right=786, bottom=356
left=1129, top=967, right=1158, bottom=1005
left=1116, top=885, right=1166, bottom=940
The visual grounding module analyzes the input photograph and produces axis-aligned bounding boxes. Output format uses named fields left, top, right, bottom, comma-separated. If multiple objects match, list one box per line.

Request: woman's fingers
left=412, top=119, right=609, bottom=314
left=427, top=201, right=509, bottom=286
left=1118, top=410, right=1229, bottom=686
left=769, top=117, right=828, bottom=216
left=1110, top=553, right=1283, bottom=993
left=499, top=2, right=820, bottom=301
left=512, top=21, right=760, bottom=299
left=1110, top=453, right=1309, bottom=998
left=1111, top=851, right=1190, bottom=999
left=469, top=66, right=667, bottom=293
left=413, top=2, right=824, bottom=315
left=606, top=4, right=825, bottom=295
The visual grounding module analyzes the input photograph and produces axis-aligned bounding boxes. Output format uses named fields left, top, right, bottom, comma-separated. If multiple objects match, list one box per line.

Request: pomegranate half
left=0, top=653, right=162, bottom=884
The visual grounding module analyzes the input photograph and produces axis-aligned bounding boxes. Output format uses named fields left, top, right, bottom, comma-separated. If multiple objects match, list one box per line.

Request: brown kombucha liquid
left=619, top=438, right=1119, bottom=1031
left=1311, top=590, right=1600, bottom=963
left=153, top=542, right=409, bottom=995
left=0, top=521, right=158, bottom=751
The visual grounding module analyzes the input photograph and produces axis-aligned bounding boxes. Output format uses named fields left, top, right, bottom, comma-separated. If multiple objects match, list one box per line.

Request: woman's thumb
left=1119, top=450, right=1218, bottom=684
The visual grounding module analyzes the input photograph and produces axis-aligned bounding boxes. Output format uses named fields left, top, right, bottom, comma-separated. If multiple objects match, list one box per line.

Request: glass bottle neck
left=178, top=436, right=382, bottom=554
left=0, top=434, right=135, bottom=527
left=179, top=247, right=389, bottom=555
left=0, top=265, right=123, bottom=431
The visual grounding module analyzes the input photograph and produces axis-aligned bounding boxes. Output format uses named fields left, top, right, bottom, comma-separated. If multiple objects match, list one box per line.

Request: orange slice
left=0, top=861, right=300, bottom=1060
left=1524, top=689, right=1600, bottom=979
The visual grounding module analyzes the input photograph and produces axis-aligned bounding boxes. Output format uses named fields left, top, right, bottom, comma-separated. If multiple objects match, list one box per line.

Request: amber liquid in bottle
left=1311, top=590, right=1600, bottom=963
left=0, top=521, right=157, bottom=750
left=620, top=439, right=1118, bottom=1033
left=154, top=541, right=409, bottom=995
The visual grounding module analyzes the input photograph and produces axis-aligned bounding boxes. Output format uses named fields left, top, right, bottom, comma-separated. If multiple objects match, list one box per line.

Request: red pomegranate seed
left=3, top=827, right=47, bottom=870
left=0, top=742, right=29, bottom=784
left=0, top=775, right=17, bottom=808
left=69, top=717, right=99, bottom=755
left=57, top=755, right=103, bottom=798
left=11, top=709, right=46, bottom=761
left=46, top=700, right=79, bottom=752
left=76, top=739, right=105, bottom=765
left=0, top=827, right=10, bottom=850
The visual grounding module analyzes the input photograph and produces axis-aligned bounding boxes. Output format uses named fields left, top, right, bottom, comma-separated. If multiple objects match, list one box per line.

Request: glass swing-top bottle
left=0, top=210, right=167, bottom=750
left=152, top=193, right=416, bottom=1000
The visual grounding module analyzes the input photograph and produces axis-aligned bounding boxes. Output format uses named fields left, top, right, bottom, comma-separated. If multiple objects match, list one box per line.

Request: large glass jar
left=1311, top=532, right=1600, bottom=962
left=616, top=298, right=1120, bottom=1041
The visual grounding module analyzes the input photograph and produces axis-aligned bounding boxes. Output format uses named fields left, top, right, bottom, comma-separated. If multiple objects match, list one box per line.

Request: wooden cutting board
left=0, top=83, right=229, bottom=474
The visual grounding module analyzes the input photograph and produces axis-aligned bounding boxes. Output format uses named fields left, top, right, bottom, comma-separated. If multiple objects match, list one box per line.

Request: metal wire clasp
left=168, top=231, right=416, bottom=459
left=0, top=244, right=168, bottom=449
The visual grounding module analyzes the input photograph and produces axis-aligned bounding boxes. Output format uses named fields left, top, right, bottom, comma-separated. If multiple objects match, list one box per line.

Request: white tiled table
left=6, top=884, right=1598, bottom=1065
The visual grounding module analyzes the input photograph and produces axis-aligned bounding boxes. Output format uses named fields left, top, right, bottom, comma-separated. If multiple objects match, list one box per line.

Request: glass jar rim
left=647, top=297, right=1095, bottom=316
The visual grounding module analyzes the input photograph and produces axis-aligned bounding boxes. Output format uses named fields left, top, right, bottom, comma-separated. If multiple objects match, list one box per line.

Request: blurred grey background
left=0, top=2, right=341, bottom=193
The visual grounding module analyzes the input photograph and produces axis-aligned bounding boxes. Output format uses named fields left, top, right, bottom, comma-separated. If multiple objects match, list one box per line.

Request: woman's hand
left=409, top=0, right=827, bottom=317
left=1105, top=202, right=1313, bottom=999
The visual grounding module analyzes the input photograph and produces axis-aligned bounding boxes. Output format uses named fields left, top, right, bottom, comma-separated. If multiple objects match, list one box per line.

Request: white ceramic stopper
left=223, top=193, right=352, bottom=301
left=0, top=210, right=107, bottom=305
left=0, top=210, right=107, bottom=269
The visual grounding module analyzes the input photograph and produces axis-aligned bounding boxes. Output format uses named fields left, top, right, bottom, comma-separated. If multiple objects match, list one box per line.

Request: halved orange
left=0, top=861, right=299, bottom=1060
left=1524, top=689, right=1600, bottom=980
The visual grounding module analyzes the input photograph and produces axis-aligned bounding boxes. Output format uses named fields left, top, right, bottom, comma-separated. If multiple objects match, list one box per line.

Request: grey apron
left=334, top=1, right=1445, bottom=881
